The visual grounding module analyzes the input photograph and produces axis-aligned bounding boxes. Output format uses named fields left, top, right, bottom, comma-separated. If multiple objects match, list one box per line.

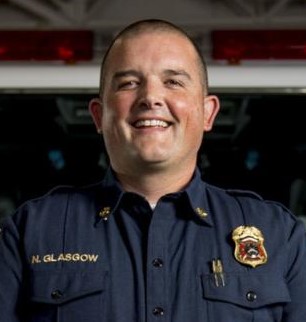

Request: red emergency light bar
left=0, top=30, right=93, bottom=62
left=212, top=30, right=306, bottom=62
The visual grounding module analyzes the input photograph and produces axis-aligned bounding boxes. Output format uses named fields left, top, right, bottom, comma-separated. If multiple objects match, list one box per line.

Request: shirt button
left=246, top=291, right=257, bottom=302
left=51, top=290, right=63, bottom=300
left=152, top=307, right=164, bottom=316
left=152, top=258, right=164, bottom=268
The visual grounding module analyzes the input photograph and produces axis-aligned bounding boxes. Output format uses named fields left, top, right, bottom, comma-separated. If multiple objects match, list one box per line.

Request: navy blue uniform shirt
left=1, top=168, right=306, bottom=322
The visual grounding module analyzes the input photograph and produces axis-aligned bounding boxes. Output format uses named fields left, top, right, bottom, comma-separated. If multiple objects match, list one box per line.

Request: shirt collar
left=95, top=167, right=213, bottom=226
left=183, top=168, right=214, bottom=226
left=94, top=168, right=125, bottom=226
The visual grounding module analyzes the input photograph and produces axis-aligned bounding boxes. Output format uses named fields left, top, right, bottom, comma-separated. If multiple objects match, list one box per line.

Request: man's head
left=89, top=19, right=219, bottom=177
left=99, top=19, right=209, bottom=97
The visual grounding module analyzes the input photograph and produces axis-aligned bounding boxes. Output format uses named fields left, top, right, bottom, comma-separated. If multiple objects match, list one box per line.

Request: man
left=0, top=19, right=305, bottom=322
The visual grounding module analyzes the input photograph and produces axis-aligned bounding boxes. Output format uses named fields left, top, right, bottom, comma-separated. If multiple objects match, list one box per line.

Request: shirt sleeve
left=283, top=218, right=306, bottom=321
left=0, top=215, right=25, bottom=322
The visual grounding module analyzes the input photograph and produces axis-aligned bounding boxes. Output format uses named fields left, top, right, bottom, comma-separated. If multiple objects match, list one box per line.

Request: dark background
left=1, top=92, right=306, bottom=220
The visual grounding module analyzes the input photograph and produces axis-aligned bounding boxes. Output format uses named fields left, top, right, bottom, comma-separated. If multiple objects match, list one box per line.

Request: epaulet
left=226, top=189, right=293, bottom=214
left=20, top=182, right=103, bottom=208
left=6, top=185, right=76, bottom=223
left=22, top=185, right=75, bottom=205
left=47, top=185, right=75, bottom=194
left=225, top=188, right=263, bottom=201
left=265, top=199, right=292, bottom=214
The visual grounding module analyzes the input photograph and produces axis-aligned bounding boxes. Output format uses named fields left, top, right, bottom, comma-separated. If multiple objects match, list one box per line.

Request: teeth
left=134, top=119, right=169, bottom=128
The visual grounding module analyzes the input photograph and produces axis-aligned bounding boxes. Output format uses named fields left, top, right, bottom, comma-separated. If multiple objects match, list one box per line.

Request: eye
left=117, top=80, right=139, bottom=90
left=165, top=79, right=183, bottom=88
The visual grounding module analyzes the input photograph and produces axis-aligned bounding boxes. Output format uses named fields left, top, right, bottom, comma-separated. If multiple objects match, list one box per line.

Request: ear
left=203, top=95, right=220, bottom=132
left=88, top=98, right=103, bottom=133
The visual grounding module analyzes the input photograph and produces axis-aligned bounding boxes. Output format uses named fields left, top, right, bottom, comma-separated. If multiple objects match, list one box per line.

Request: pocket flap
left=30, top=270, right=108, bottom=305
left=202, top=272, right=291, bottom=309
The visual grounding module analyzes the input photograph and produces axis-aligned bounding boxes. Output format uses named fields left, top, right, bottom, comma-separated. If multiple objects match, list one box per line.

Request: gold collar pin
left=99, top=207, right=111, bottom=221
left=195, top=207, right=208, bottom=218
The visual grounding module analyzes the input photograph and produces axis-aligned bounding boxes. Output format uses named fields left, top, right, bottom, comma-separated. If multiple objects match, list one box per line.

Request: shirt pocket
left=29, top=269, right=108, bottom=322
left=201, top=272, right=291, bottom=322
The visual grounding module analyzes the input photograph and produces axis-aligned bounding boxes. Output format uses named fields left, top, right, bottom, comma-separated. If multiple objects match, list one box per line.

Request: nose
left=136, top=79, right=164, bottom=110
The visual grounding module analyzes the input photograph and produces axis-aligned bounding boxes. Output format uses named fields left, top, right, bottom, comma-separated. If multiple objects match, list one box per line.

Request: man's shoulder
left=23, top=183, right=97, bottom=206
left=9, top=182, right=103, bottom=224
left=205, top=182, right=264, bottom=205
left=205, top=182, right=297, bottom=225
left=206, top=183, right=263, bottom=202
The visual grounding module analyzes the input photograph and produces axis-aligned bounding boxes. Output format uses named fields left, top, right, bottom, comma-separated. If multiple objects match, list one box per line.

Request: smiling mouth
left=132, top=119, right=171, bottom=129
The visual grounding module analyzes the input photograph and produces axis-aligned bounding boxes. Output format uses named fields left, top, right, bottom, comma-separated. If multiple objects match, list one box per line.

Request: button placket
left=152, top=307, right=165, bottom=316
left=146, top=211, right=168, bottom=321
left=152, top=258, right=164, bottom=268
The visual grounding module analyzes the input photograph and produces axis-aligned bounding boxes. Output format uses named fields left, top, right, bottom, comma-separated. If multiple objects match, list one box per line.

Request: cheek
left=102, top=97, right=134, bottom=141
left=171, top=95, right=204, bottom=124
left=103, top=97, right=129, bottom=122
left=108, top=91, right=137, bottom=112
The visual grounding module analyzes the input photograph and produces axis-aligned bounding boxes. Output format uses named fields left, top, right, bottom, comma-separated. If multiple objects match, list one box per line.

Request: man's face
left=90, top=31, right=219, bottom=174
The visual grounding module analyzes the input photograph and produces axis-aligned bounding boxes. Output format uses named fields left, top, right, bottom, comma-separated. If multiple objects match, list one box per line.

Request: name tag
left=31, top=253, right=99, bottom=264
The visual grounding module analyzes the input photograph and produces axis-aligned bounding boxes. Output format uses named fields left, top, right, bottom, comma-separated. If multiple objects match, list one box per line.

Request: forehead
left=105, top=30, right=199, bottom=72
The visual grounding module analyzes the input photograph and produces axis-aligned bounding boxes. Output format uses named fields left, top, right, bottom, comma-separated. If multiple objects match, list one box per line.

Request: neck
left=115, top=164, right=195, bottom=205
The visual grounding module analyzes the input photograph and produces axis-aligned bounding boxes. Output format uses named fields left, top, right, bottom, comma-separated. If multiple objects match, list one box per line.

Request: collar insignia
left=195, top=207, right=208, bottom=218
left=232, top=225, right=268, bottom=268
left=99, top=207, right=111, bottom=221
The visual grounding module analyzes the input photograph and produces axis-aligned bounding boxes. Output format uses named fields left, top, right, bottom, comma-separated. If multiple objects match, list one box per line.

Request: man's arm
left=0, top=216, right=25, bottom=322
left=283, top=219, right=306, bottom=321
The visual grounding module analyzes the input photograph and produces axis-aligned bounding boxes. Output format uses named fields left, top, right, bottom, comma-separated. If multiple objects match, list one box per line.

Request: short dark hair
left=99, top=19, right=208, bottom=96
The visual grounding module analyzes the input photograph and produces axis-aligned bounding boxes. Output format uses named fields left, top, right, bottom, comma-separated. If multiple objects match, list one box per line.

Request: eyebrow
left=112, top=70, right=141, bottom=80
left=163, top=69, right=191, bottom=80
left=111, top=68, right=192, bottom=82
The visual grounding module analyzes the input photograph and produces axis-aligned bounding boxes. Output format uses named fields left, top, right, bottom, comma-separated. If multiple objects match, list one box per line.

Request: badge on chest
left=232, top=225, right=268, bottom=268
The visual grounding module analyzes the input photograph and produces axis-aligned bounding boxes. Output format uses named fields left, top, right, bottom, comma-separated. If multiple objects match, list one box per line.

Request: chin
left=131, top=154, right=169, bottom=169
left=139, top=151, right=170, bottom=163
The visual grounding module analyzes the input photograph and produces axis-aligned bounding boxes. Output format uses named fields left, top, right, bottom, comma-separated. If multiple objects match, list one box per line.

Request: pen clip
left=212, top=258, right=225, bottom=287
